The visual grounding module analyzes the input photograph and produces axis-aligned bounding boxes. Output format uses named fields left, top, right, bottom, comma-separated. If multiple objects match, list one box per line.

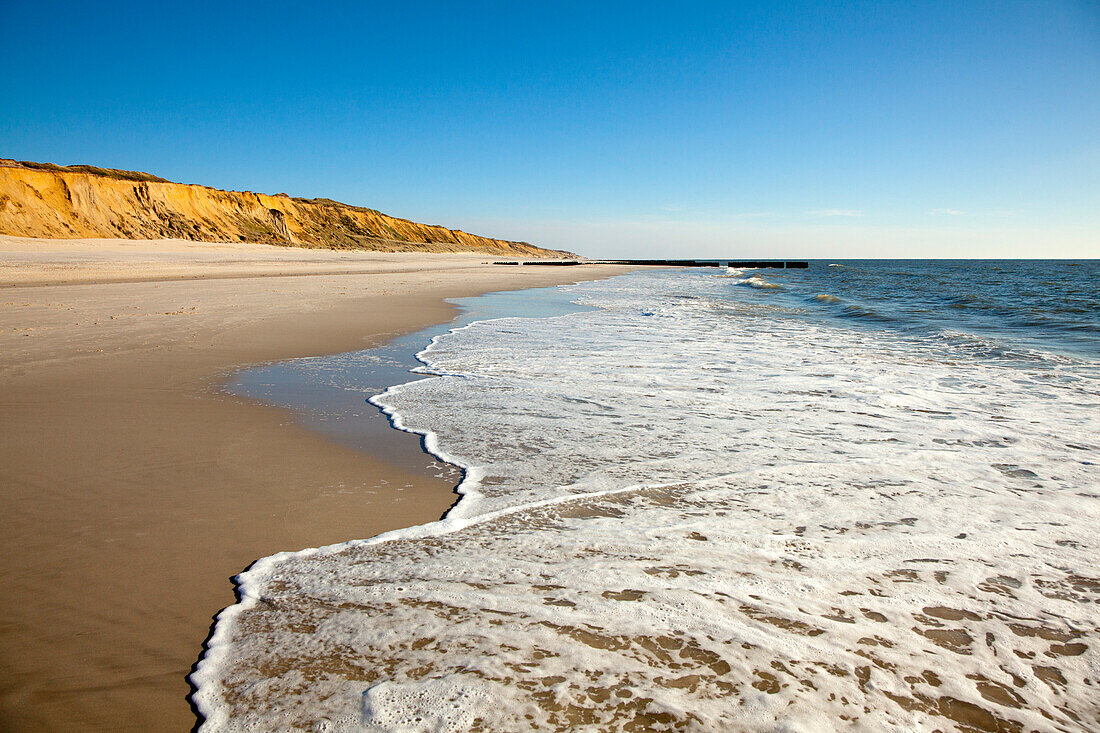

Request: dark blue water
left=726, top=260, right=1099, bottom=360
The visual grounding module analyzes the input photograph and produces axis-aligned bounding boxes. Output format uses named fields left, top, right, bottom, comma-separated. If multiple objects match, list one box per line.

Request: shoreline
left=0, top=237, right=635, bottom=731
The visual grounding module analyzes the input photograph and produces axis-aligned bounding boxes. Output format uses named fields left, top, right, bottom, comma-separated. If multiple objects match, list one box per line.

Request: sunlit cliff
left=0, top=160, right=570, bottom=257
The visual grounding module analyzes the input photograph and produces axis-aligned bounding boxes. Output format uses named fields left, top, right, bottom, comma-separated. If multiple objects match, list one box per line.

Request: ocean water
left=193, top=261, right=1100, bottom=732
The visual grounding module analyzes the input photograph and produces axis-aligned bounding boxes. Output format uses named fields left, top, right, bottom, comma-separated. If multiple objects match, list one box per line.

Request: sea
left=193, top=260, right=1099, bottom=732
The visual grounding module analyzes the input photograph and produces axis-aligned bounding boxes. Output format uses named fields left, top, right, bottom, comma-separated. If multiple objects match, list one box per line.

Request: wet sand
left=0, top=236, right=633, bottom=731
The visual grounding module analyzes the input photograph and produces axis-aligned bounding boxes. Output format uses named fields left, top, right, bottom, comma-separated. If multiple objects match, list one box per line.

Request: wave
left=804, top=291, right=891, bottom=322
left=731, top=275, right=782, bottom=289
left=930, top=328, right=1079, bottom=365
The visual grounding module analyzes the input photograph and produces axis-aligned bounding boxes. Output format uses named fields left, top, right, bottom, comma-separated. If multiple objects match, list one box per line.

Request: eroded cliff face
left=0, top=160, right=571, bottom=257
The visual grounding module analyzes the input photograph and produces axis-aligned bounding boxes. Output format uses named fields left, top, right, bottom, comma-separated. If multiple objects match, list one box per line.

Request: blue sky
left=2, top=1, right=1097, bottom=257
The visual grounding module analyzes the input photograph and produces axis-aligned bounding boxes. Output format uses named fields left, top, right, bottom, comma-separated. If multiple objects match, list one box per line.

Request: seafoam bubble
left=361, top=677, right=503, bottom=732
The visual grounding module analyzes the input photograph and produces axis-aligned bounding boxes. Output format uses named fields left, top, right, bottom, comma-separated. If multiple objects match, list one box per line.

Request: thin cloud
left=729, top=211, right=776, bottom=219
left=808, top=209, right=863, bottom=217
left=931, top=208, right=966, bottom=216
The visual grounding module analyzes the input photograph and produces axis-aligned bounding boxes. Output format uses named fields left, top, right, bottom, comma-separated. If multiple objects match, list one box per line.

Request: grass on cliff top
left=8, top=160, right=170, bottom=183
left=290, top=196, right=384, bottom=216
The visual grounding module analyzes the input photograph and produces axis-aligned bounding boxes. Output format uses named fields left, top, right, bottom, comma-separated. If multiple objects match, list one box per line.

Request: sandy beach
left=0, top=235, right=633, bottom=731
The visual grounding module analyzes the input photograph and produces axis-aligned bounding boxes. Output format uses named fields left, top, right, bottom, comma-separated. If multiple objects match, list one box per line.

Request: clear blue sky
left=2, top=1, right=1097, bottom=257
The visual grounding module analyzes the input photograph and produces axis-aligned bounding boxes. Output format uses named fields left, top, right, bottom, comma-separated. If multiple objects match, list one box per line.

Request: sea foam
left=193, top=269, right=1100, bottom=732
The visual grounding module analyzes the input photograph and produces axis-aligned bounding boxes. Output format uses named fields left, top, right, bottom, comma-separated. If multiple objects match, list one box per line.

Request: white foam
left=361, top=676, right=501, bottom=732
left=194, top=270, right=1100, bottom=731
left=734, top=274, right=782, bottom=289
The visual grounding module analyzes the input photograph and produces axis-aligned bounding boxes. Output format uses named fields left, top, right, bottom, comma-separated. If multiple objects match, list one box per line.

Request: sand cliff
left=0, top=160, right=569, bottom=257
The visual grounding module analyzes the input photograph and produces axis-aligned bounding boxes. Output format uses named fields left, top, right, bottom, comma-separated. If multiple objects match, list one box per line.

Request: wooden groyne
left=594, top=260, right=808, bottom=268
left=494, top=259, right=809, bottom=268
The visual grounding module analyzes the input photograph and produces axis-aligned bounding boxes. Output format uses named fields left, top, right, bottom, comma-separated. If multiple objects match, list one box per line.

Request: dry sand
left=0, top=236, right=634, bottom=731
